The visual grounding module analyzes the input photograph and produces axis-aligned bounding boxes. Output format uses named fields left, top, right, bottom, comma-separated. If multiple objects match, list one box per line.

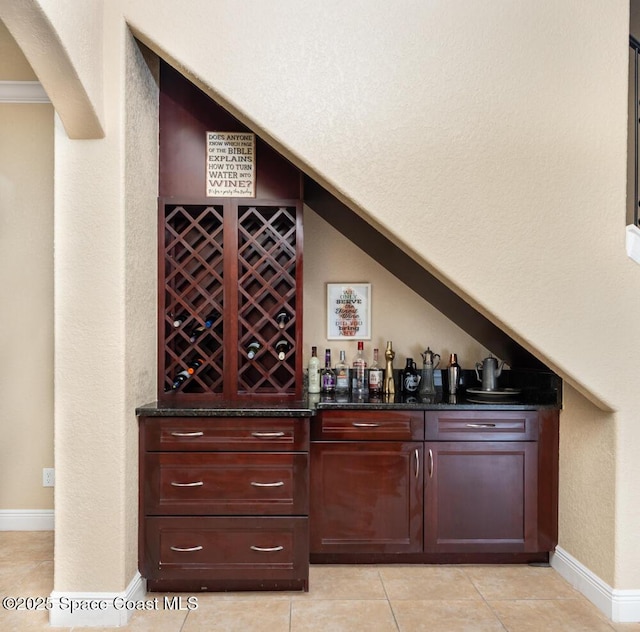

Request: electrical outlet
left=42, top=468, right=55, bottom=487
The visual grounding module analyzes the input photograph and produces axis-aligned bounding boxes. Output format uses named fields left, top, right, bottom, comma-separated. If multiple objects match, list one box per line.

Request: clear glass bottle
left=335, top=350, right=350, bottom=394
left=321, top=349, right=336, bottom=394
left=368, top=348, right=384, bottom=396
left=351, top=341, right=368, bottom=394
left=308, top=346, right=321, bottom=393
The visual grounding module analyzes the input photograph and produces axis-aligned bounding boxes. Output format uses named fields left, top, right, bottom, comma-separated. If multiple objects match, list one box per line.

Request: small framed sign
left=206, top=131, right=255, bottom=197
left=327, top=283, right=371, bottom=340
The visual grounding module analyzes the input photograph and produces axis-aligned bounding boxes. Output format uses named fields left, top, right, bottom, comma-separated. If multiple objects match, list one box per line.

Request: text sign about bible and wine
left=206, top=132, right=256, bottom=197
left=327, top=283, right=371, bottom=340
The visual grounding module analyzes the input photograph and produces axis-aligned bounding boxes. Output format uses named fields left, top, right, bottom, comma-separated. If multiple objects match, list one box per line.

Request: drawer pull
left=170, top=481, right=204, bottom=487
left=251, top=431, right=285, bottom=438
left=465, top=423, right=497, bottom=428
left=414, top=448, right=419, bottom=479
left=352, top=422, right=381, bottom=428
left=170, top=545, right=203, bottom=552
left=428, top=449, right=433, bottom=478
left=250, top=545, right=284, bottom=553
left=250, top=481, right=285, bottom=487
left=170, top=431, right=204, bottom=437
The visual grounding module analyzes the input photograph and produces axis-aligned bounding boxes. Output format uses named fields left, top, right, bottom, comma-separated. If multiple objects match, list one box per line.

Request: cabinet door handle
left=428, top=449, right=433, bottom=478
left=170, top=431, right=204, bottom=437
left=170, top=545, right=203, bottom=552
left=251, top=431, right=285, bottom=438
left=414, top=448, right=419, bottom=479
left=250, top=545, right=284, bottom=552
left=250, top=481, right=284, bottom=487
left=352, top=422, right=381, bottom=428
left=170, top=481, right=204, bottom=487
left=465, top=423, right=496, bottom=428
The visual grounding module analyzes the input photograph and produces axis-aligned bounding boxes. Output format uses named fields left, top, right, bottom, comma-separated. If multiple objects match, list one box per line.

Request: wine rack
left=159, top=198, right=303, bottom=402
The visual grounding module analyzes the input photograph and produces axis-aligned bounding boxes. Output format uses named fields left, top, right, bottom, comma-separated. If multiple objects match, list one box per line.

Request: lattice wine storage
left=158, top=198, right=303, bottom=402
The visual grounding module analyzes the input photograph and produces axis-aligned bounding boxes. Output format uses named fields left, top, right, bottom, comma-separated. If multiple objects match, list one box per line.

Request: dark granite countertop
left=137, top=390, right=560, bottom=417
left=136, top=370, right=561, bottom=417
left=136, top=398, right=315, bottom=417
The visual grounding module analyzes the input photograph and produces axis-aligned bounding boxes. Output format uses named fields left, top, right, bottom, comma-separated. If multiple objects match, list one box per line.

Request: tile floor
left=1, top=531, right=639, bottom=631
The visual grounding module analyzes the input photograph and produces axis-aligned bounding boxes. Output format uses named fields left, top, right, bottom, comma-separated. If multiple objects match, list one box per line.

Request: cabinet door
left=310, top=442, right=423, bottom=554
left=424, top=441, right=537, bottom=553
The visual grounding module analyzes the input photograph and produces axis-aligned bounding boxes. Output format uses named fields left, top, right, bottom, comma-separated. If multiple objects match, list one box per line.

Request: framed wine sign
left=326, top=283, right=371, bottom=340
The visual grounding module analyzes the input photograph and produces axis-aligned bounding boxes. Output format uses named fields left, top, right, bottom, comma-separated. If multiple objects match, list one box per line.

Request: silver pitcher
left=474, top=355, right=505, bottom=391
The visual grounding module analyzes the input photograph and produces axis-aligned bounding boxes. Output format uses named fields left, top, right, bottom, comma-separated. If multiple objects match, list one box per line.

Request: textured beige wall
left=6, top=0, right=639, bottom=599
left=303, top=208, right=490, bottom=367
left=558, top=386, right=616, bottom=583
left=0, top=19, right=36, bottom=79
left=52, top=4, right=157, bottom=591
left=0, top=103, right=54, bottom=510
left=124, top=0, right=637, bottom=590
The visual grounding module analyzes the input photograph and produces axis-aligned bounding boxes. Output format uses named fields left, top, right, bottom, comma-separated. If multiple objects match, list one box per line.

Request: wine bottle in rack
left=172, top=313, right=188, bottom=328
left=275, top=310, right=291, bottom=329
left=167, top=357, right=205, bottom=392
left=204, top=311, right=219, bottom=328
left=187, top=358, right=204, bottom=374
left=246, top=341, right=261, bottom=359
left=275, top=339, right=291, bottom=360
left=189, top=325, right=206, bottom=343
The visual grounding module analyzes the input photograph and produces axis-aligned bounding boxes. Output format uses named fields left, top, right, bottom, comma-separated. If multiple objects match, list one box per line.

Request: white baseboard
left=551, top=546, right=640, bottom=623
left=0, top=510, right=54, bottom=531
left=49, top=572, right=147, bottom=627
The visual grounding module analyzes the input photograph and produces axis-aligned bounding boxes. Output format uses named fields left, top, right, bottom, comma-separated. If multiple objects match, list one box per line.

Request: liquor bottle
left=308, top=346, right=321, bottom=393
left=246, top=341, right=261, bottom=359
left=447, top=352, right=461, bottom=395
left=275, top=339, right=291, bottom=360
left=351, top=341, right=368, bottom=394
left=368, top=348, right=384, bottom=396
left=275, top=310, right=291, bottom=329
left=334, top=350, right=350, bottom=394
left=172, top=313, right=188, bottom=328
left=321, top=349, right=336, bottom=394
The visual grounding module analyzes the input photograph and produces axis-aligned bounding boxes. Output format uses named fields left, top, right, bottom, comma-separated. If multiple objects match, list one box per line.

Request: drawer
left=144, top=452, right=308, bottom=515
left=143, top=516, right=308, bottom=585
left=313, top=410, right=424, bottom=441
left=142, top=417, right=309, bottom=452
left=425, top=410, right=538, bottom=441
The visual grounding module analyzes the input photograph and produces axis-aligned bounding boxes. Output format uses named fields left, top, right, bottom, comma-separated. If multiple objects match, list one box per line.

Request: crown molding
left=0, top=80, right=50, bottom=103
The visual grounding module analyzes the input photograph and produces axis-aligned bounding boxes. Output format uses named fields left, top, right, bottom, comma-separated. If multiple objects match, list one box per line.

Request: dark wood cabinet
left=423, top=441, right=537, bottom=553
left=310, top=441, right=423, bottom=554
left=311, top=408, right=558, bottom=563
left=139, top=415, right=310, bottom=591
left=310, top=409, right=424, bottom=555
